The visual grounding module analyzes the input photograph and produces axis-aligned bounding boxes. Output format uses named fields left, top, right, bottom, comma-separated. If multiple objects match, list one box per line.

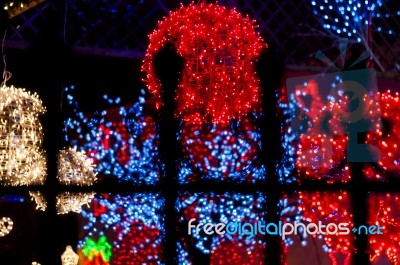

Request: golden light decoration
left=31, top=262, right=41, bottom=265
left=57, top=147, right=97, bottom=186
left=0, top=85, right=46, bottom=186
left=56, top=192, right=95, bottom=215
left=0, top=216, right=13, bottom=237
left=29, top=191, right=47, bottom=211
left=3, top=0, right=46, bottom=18
left=61, top=245, right=79, bottom=265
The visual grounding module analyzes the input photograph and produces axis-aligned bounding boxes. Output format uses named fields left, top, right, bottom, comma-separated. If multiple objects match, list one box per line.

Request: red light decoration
left=293, top=80, right=350, bottom=182
left=369, top=193, right=400, bottom=264
left=298, top=191, right=354, bottom=265
left=142, top=3, right=266, bottom=124
left=113, top=221, right=163, bottom=265
left=210, top=240, right=265, bottom=265
left=365, top=91, right=400, bottom=179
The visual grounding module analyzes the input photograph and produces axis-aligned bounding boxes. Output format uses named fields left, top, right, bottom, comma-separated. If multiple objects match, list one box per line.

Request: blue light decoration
left=63, top=86, right=161, bottom=184
left=177, top=119, right=266, bottom=184
left=64, top=85, right=269, bottom=184
left=313, top=0, right=400, bottom=40
left=176, top=192, right=266, bottom=264
left=78, top=193, right=165, bottom=265
left=311, top=0, right=384, bottom=42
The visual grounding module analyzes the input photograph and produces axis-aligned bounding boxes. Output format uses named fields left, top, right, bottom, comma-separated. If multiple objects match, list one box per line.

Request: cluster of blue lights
left=178, top=120, right=266, bottom=184
left=64, top=86, right=160, bottom=184
left=311, top=0, right=399, bottom=41
left=176, top=193, right=266, bottom=258
left=78, top=193, right=164, bottom=250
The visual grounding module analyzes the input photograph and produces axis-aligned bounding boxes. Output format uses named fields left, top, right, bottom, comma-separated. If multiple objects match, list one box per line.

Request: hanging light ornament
left=142, top=3, right=266, bottom=124
left=0, top=85, right=46, bottom=186
left=0, top=216, right=13, bottom=237
left=57, top=147, right=97, bottom=186
left=56, top=192, right=94, bottom=214
left=61, top=245, right=79, bottom=265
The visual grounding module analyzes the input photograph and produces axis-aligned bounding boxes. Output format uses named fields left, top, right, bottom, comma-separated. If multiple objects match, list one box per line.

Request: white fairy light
left=57, top=147, right=97, bottom=186
left=29, top=191, right=47, bottom=211
left=31, top=262, right=41, bottom=265
left=61, top=245, right=79, bottom=265
left=0, top=217, right=13, bottom=237
left=0, top=85, right=46, bottom=186
left=56, top=192, right=94, bottom=214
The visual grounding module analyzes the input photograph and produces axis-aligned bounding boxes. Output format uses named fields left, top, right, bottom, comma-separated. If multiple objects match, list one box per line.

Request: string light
left=368, top=193, right=400, bottom=264
left=142, top=3, right=266, bottom=124
left=29, top=191, right=47, bottom=211
left=57, top=147, right=97, bottom=186
left=78, top=193, right=164, bottom=264
left=179, top=119, right=265, bottom=183
left=64, top=86, right=160, bottom=184
left=0, top=216, right=13, bottom=237
left=56, top=192, right=94, bottom=215
left=311, top=0, right=383, bottom=42
left=298, top=191, right=354, bottom=265
left=0, top=85, right=46, bottom=186
left=31, top=262, right=41, bottom=265
left=61, top=245, right=79, bottom=265
left=177, top=192, right=266, bottom=264
left=365, top=91, right=400, bottom=179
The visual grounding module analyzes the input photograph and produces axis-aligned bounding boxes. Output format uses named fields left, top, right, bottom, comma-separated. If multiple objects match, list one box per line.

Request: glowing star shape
left=142, top=3, right=266, bottom=124
left=0, top=217, right=13, bottom=237
left=0, top=85, right=47, bottom=186
left=29, top=191, right=47, bottom=211
left=57, top=147, right=97, bottom=186
left=56, top=192, right=94, bottom=214
left=61, top=245, right=79, bottom=265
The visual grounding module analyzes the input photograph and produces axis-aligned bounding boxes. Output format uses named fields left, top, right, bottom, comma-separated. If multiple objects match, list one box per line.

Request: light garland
left=142, top=3, right=266, bottom=124
left=31, top=262, right=41, bottom=265
left=368, top=193, right=400, bottom=264
left=0, top=85, right=46, bottom=186
left=57, top=147, right=97, bottom=186
left=61, top=245, right=79, bottom=265
left=56, top=192, right=94, bottom=215
left=0, top=216, right=13, bottom=237
left=29, top=191, right=47, bottom=211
